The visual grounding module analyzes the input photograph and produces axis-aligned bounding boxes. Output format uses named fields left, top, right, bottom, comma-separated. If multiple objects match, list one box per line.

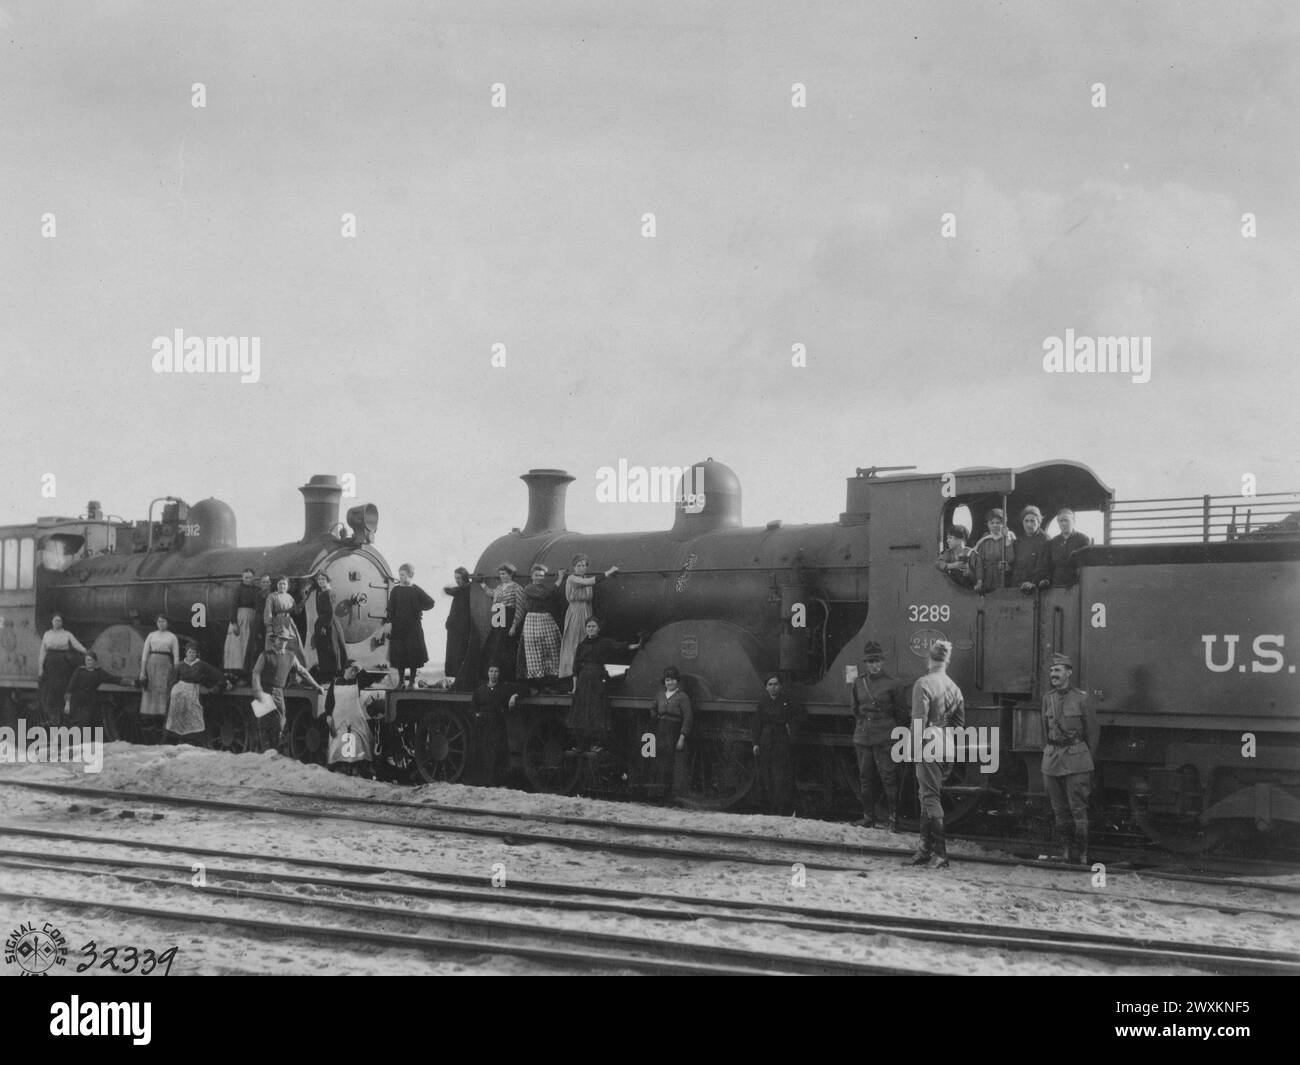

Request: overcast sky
left=2, top=1, right=1297, bottom=661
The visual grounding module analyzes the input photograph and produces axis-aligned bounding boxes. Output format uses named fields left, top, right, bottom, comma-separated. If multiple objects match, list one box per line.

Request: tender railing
left=1104, top=492, right=1300, bottom=545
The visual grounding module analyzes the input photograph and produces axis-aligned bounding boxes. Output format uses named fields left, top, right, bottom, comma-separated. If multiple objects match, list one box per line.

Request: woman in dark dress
left=479, top=563, right=524, bottom=681
left=566, top=617, right=641, bottom=753
left=245, top=574, right=272, bottom=673
left=309, top=571, right=349, bottom=680
left=751, top=674, right=806, bottom=815
left=386, top=562, right=435, bottom=689
left=442, top=567, right=476, bottom=686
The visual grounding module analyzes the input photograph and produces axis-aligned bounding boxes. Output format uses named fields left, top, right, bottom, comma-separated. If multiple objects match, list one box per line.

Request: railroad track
left=4, top=777, right=1297, bottom=899
left=3, top=838, right=1295, bottom=975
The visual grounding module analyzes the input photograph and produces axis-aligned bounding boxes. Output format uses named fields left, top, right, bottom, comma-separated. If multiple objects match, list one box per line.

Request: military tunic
left=850, top=671, right=911, bottom=820
left=1040, top=686, right=1099, bottom=834
left=910, top=668, right=965, bottom=818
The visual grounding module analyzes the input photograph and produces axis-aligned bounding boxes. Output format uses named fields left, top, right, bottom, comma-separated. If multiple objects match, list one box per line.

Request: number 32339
left=76, top=941, right=178, bottom=975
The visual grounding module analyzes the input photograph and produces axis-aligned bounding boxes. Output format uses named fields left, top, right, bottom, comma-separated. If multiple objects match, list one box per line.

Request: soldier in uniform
left=1041, top=653, right=1099, bottom=864
left=906, top=640, right=964, bottom=868
left=849, top=642, right=911, bottom=831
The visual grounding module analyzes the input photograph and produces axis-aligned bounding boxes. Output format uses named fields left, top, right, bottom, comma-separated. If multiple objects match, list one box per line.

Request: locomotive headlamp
left=346, top=504, right=379, bottom=544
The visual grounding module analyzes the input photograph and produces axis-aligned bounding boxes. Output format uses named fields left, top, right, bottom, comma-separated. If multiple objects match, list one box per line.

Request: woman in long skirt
left=386, top=563, right=435, bottom=689
left=166, top=642, right=225, bottom=743
left=224, top=568, right=259, bottom=671
left=245, top=574, right=272, bottom=673
left=324, top=661, right=383, bottom=772
left=557, top=555, right=619, bottom=680
left=264, top=575, right=305, bottom=657
left=38, top=614, right=88, bottom=725
left=479, top=563, right=525, bottom=680
left=751, top=674, right=807, bottom=815
left=566, top=617, right=640, bottom=753
left=309, top=571, right=349, bottom=679
left=511, top=564, right=565, bottom=686
left=442, top=567, right=473, bottom=678
left=138, top=615, right=180, bottom=719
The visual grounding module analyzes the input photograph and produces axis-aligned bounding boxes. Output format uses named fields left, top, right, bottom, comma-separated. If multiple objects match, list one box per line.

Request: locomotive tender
left=1, top=460, right=1295, bottom=850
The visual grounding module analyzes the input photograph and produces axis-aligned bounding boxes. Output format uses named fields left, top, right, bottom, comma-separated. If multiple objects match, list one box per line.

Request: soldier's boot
left=1059, top=823, right=1077, bottom=864
left=1074, top=824, right=1090, bottom=867
left=885, top=796, right=899, bottom=834
left=929, top=818, right=949, bottom=869
left=906, top=817, right=933, bottom=865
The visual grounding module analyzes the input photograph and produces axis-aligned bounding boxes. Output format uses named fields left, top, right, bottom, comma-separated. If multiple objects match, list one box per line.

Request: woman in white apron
left=166, top=641, right=225, bottom=742
left=224, top=568, right=259, bottom=671
left=324, top=661, right=381, bottom=772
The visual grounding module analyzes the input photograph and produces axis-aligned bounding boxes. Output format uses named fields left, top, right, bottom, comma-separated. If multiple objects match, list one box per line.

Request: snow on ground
left=1, top=743, right=1296, bottom=975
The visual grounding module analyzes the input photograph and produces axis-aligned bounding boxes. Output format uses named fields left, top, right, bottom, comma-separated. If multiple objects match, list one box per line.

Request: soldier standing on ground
left=906, top=640, right=964, bottom=869
left=1041, top=653, right=1099, bottom=865
left=850, top=642, right=911, bottom=831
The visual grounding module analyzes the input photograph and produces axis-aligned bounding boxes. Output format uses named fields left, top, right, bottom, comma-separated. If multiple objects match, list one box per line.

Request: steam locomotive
left=449, top=459, right=1298, bottom=851
left=0, top=476, right=393, bottom=755
left=2, top=461, right=1296, bottom=851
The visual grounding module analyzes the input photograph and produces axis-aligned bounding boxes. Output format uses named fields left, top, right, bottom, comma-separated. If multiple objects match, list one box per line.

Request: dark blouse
left=387, top=584, right=436, bottom=629
left=175, top=659, right=224, bottom=688
left=752, top=693, right=806, bottom=745
left=234, top=583, right=259, bottom=610
left=66, top=666, right=118, bottom=711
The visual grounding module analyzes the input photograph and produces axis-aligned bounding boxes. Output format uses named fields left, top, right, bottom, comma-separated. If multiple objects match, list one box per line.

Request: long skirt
left=141, top=654, right=173, bottom=716
left=224, top=607, right=255, bottom=670
left=523, top=612, right=561, bottom=679
left=756, top=735, right=796, bottom=814
left=558, top=601, right=592, bottom=678
left=327, top=685, right=374, bottom=765
left=566, top=662, right=610, bottom=744
left=313, top=618, right=347, bottom=679
left=245, top=613, right=267, bottom=673
left=389, top=624, right=429, bottom=671
left=482, top=616, right=518, bottom=680
left=39, top=650, right=78, bottom=724
left=165, top=680, right=206, bottom=735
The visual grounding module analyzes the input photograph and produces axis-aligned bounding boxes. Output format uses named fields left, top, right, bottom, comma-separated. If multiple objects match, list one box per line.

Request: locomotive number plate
left=909, top=629, right=947, bottom=657
left=907, top=604, right=950, bottom=622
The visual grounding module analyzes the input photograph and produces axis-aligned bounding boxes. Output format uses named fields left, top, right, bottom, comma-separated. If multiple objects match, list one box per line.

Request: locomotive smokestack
left=521, top=469, right=575, bottom=537
left=299, top=475, right=343, bottom=540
